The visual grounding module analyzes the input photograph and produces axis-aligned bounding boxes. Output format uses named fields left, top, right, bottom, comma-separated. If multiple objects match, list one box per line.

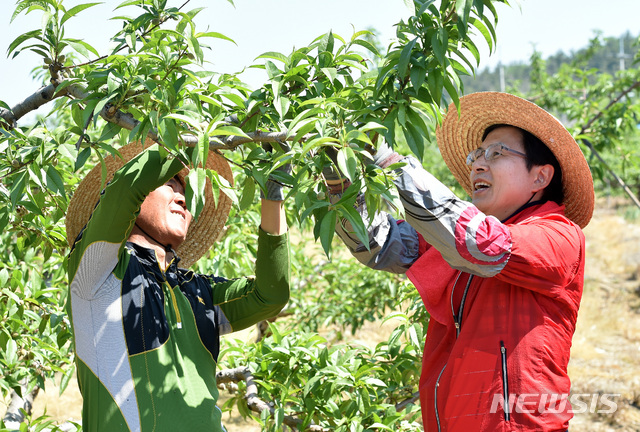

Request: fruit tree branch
left=1, top=78, right=311, bottom=149
left=217, top=366, right=329, bottom=432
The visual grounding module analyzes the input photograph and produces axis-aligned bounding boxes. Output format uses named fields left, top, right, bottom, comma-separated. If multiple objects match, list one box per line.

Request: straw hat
left=65, top=139, right=234, bottom=268
left=436, top=92, right=594, bottom=228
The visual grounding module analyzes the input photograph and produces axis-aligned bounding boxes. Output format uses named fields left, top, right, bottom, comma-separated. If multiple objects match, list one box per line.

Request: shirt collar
left=126, top=241, right=181, bottom=273
left=502, top=200, right=566, bottom=225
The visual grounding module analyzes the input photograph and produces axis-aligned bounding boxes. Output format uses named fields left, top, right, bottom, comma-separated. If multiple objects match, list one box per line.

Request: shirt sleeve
left=68, top=145, right=187, bottom=298
left=332, top=193, right=421, bottom=274
left=496, top=214, right=584, bottom=298
left=393, top=156, right=511, bottom=277
left=210, top=228, right=290, bottom=333
left=331, top=155, right=512, bottom=278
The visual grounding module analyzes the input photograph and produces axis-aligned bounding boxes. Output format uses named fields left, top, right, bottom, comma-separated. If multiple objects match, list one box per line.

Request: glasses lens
left=466, top=148, right=482, bottom=165
left=484, top=143, right=504, bottom=161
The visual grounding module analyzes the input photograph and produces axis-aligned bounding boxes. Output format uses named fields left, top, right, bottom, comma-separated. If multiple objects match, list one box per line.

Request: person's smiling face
left=136, top=176, right=193, bottom=248
left=469, top=126, right=549, bottom=221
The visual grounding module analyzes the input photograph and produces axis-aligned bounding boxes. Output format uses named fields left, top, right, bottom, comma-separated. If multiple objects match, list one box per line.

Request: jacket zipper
left=500, top=341, right=510, bottom=421
left=158, top=259, right=183, bottom=330
left=434, top=272, right=474, bottom=431
left=167, top=284, right=183, bottom=329
left=451, top=272, right=473, bottom=339
left=434, top=364, right=447, bottom=432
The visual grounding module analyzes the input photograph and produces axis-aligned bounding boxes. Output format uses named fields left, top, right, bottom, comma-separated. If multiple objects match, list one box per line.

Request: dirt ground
left=565, top=198, right=640, bottom=431
left=17, top=198, right=640, bottom=431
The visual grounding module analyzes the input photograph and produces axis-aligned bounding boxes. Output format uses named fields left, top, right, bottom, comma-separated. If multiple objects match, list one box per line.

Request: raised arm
left=210, top=155, right=291, bottom=333
left=328, top=143, right=511, bottom=278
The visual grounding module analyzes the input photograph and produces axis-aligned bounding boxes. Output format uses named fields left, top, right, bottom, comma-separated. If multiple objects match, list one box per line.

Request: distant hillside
left=462, top=32, right=639, bottom=93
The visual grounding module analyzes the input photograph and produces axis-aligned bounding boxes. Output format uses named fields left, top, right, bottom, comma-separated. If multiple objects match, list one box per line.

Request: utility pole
left=498, top=47, right=505, bottom=92
left=618, top=35, right=631, bottom=71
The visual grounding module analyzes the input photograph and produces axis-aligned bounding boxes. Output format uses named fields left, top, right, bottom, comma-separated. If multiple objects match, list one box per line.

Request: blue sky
left=1, top=0, right=638, bottom=119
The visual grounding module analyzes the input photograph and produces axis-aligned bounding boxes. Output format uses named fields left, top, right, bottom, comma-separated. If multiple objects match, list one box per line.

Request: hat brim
left=435, top=92, right=594, bottom=228
left=65, top=139, right=234, bottom=268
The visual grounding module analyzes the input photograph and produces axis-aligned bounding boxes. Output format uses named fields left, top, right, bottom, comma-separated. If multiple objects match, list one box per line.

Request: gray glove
left=261, top=141, right=292, bottom=201
left=372, top=140, right=403, bottom=169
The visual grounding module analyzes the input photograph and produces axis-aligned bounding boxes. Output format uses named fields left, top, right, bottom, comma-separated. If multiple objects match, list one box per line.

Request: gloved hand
left=372, top=140, right=404, bottom=169
left=260, top=141, right=292, bottom=201
left=321, top=145, right=352, bottom=195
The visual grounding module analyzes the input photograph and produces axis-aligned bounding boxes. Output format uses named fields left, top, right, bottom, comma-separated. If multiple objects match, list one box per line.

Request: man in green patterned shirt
left=65, top=140, right=290, bottom=431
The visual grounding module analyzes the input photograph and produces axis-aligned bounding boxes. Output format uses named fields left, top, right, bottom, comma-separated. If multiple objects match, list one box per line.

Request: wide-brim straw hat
left=436, top=92, right=594, bottom=228
left=65, top=139, right=234, bottom=268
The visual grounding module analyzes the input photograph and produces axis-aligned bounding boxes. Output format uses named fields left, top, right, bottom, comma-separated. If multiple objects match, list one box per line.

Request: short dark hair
left=483, top=124, right=564, bottom=205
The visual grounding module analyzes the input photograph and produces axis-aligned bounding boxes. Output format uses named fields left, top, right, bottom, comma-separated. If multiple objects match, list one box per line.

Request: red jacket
left=407, top=202, right=584, bottom=431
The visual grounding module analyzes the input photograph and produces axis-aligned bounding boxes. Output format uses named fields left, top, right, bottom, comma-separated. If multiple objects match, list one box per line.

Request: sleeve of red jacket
left=393, top=156, right=511, bottom=277
left=330, top=155, right=511, bottom=277
left=496, top=213, right=584, bottom=298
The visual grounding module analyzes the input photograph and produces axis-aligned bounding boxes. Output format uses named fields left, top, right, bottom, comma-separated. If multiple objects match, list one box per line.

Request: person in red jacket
left=326, top=92, right=594, bottom=431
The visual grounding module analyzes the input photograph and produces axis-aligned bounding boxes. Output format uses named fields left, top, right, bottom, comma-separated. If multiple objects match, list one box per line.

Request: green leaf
left=0, top=268, right=9, bottom=287
left=164, top=113, right=202, bottom=131
left=455, top=0, right=473, bottom=36
left=59, top=363, right=75, bottom=394
left=410, top=64, right=426, bottom=91
left=195, top=31, right=235, bottom=44
left=197, top=93, right=222, bottom=109
left=239, top=177, right=256, bottom=211
left=98, top=122, right=122, bottom=142
left=107, top=72, right=122, bottom=94
left=350, top=39, right=380, bottom=57
left=443, top=73, right=460, bottom=109
left=185, top=169, right=207, bottom=221
left=403, top=121, right=425, bottom=161
left=336, top=202, right=368, bottom=248
left=66, top=38, right=100, bottom=58
left=318, top=210, right=337, bottom=256
left=75, top=147, right=92, bottom=172
left=469, top=16, right=494, bottom=54
left=426, top=69, right=444, bottom=106
left=265, top=60, right=283, bottom=79
left=319, top=31, right=335, bottom=56
left=337, top=146, right=358, bottom=182
left=45, top=166, right=67, bottom=199
left=287, top=107, right=325, bottom=138
left=0, top=210, right=9, bottom=234
left=397, top=37, right=418, bottom=79
left=321, top=67, right=338, bottom=84
left=7, top=30, right=42, bottom=57
left=5, top=338, right=17, bottom=364
left=402, top=0, right=416, bottom=14
left=11, top=1, right=47, bottom=22
left=209, top=125, right=250, bottom=138
left=275, top=95, right=291, bottom=118
left=61, top=2, right=102, bottom=26
left=188, top=34, right=204, bottom=64
left=255, top=51, right=289, bottom=64
left=300, top=199, right=330, bottom=223
left=10, top=172, right=27, bottom=208
left=431, top=29, right=446, bottom=66
left=218, top=91, right=247, bottom=109
left=115, top=0, right=143, bottom=10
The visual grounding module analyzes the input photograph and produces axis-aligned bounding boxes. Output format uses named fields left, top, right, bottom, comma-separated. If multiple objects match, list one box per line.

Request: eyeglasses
left=466, top=143, right=527, bottom=166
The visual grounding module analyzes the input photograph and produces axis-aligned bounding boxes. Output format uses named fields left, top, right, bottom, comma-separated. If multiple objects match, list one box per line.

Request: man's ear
left=532, top=164, right=554, bottom=193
